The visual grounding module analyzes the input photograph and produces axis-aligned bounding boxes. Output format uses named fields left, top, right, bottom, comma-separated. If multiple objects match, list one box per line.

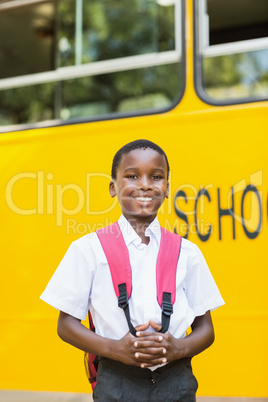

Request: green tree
left=203, top=54, right=243, bottom=88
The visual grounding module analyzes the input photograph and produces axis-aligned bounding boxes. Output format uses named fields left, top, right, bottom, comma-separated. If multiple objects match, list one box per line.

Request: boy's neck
left=123, top=215, right=156, bottom=245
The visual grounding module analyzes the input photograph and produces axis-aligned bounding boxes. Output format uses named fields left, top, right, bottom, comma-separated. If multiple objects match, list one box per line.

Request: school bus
left=0, top=0, right=267, bottom=399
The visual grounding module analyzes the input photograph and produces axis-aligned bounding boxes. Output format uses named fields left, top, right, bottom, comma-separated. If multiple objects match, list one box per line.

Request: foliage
left=202, top=50, right=268, bottom=100
left=203, top=54, right=243, bottom=88
left=0, top=0, right=179, bottom=125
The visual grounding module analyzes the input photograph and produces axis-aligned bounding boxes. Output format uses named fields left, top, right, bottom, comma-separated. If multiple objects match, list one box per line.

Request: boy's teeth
left=135, top=197, right=152, bottom=201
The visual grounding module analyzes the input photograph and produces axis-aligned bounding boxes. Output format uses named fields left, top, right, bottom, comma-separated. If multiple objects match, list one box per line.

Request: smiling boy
left=109, top=145, right=169, bottom=244
left=41, top=139, right=224, bottom=401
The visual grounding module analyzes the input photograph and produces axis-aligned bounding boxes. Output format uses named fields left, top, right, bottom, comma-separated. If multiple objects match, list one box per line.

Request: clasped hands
left=117, top=319, right=185, bottom=368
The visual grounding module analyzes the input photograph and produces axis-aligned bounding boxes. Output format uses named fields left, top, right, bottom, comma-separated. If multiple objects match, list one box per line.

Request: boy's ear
left=109, top=180, right=116, bottom=198
left=165, top=182, right=169, bottom=198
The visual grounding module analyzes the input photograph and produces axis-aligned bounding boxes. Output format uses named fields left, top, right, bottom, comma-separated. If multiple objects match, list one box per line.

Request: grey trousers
left=93, top=357, right=198, bottom=402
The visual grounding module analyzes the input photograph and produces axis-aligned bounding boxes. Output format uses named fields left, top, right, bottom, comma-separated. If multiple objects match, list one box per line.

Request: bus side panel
left=0, top=102, right=267, bottom=397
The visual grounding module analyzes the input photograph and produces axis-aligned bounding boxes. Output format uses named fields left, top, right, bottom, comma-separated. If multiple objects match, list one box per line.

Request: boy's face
left=109, top=148, right=169, bottom=223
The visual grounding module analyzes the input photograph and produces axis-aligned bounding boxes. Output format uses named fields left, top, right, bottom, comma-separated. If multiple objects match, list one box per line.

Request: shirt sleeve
left=182, top=241, right=225, bottom=317
left=40, top=238, right=95, bottom=321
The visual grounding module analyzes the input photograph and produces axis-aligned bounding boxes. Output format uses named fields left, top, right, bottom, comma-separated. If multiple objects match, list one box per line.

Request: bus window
left=195, top=0, right=268, bottom=103
left=60, top=64, right=182, bottom=120
left=0, top=0, right=184, bottom=131
left=58, top=0, right=176, bottom=66
left=0, top=2, right=56, bottom=80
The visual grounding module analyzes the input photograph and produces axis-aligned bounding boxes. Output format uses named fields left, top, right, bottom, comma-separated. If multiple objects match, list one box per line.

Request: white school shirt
left=40, top=215, right=224, bottom=340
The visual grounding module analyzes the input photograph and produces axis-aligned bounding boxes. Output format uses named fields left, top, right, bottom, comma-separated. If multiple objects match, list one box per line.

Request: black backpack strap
left=159, top=292, right=173, bottom=333
left=118, top=286, right=173, bottom=335
left=97, top=223, right=182, bottom=336
left=118, top=283, right=137, bottom=337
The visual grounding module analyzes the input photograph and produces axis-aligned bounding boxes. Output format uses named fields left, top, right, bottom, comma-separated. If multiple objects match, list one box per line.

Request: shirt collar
left=118, top=215, right=161, bottom=247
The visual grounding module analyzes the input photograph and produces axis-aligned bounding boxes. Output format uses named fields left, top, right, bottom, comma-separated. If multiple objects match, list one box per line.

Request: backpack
left=84, top=222, right=182, bottom=389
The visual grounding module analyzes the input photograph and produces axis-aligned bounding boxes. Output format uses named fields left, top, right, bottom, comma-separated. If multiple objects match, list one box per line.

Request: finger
left=135, top=354, right=168, bottom=367
left=134, top=348, right=166, bottom=360
left=135, top=346, right=167, bottom=356
left=135, top=351, right=167, bottom=362
left=134, top=340, right=166, bottom=350
left=135, top=322, right=150, bottom=332
left=136, top=331, right=163, bottom=341
left=149, top=320, right=162, bottom=332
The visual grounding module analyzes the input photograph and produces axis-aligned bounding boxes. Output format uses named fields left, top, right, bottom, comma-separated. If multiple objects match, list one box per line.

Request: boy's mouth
left=134, top=196, right=153, bottom=202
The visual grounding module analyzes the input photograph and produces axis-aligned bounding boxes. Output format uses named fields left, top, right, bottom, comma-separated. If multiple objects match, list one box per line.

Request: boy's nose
left=138, top=176, right=151, bottom=190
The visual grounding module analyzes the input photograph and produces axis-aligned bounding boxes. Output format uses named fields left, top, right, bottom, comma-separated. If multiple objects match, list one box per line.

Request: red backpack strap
left=157, top=227, right=182, bottom=333
left=96, top=222, right=136, bottom=336
left=96, top=222, right=182, bottom=335
left=96, top=222, right=132, bottom=299
left=157, top=227, right=182, bottom=306
left=84, top=310, right=98, bottom=389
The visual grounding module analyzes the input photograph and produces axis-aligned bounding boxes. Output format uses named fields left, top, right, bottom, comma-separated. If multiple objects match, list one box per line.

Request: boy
left=41, top=139, right=224, bottom=401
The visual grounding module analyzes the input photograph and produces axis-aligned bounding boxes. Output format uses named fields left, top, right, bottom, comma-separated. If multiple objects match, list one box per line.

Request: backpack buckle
left=162, top=292, right=173, bottom=316
left=118, top=283, right=128, bottom=309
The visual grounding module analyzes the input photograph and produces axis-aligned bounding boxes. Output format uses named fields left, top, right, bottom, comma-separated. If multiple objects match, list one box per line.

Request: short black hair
left=111, top=139, right=170, bottom=179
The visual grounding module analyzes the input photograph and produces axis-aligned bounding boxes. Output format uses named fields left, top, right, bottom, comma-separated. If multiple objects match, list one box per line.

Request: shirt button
left=151, top=379, right=156, bottom=384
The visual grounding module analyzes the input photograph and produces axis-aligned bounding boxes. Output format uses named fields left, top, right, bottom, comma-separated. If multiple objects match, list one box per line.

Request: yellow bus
left=0, top=0, right=267, bottom=399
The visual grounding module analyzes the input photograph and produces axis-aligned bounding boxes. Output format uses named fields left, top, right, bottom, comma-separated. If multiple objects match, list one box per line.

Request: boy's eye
left=151, top=175, right=162, bottom=180
left=127, top=174, right=138, bottom=179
